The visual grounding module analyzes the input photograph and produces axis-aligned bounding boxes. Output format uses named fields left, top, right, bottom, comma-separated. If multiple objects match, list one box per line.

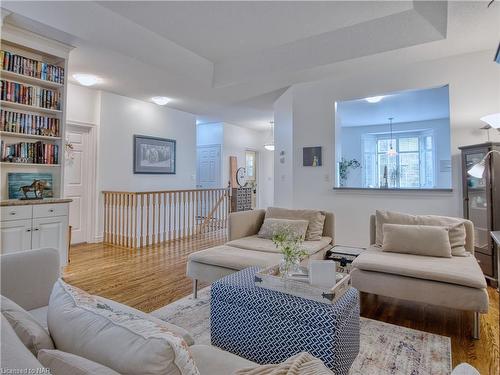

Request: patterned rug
left=152, top=287, right=452, bottom=375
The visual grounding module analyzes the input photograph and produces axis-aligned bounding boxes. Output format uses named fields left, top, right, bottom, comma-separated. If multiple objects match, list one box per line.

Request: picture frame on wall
left=133, top=135, right=176, bottom=174
left=303, top=146, right=322, bottom=167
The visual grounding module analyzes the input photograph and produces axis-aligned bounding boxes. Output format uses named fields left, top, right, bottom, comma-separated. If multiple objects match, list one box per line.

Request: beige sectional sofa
left=0, top=248, right=256, bottom=375
left=351, top=214, right=489, bottom=339
left=187, top=208, right=334, bottom=297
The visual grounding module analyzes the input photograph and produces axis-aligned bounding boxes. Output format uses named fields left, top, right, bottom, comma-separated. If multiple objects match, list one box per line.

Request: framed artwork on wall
left=8, top=173, right=53, bottom=199
left=303, top=146, right=322, bottom=167
left=133, top=135, right=176, bottom=174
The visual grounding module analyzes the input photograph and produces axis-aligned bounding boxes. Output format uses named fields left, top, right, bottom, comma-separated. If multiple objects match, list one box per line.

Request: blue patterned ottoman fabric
left=211, top=267, right=360, bottom=375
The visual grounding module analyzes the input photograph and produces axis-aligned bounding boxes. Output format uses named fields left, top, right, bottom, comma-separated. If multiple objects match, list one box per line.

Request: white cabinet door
left=0, top=219, right=32, bottom=254
left=32, top=216, right=68, bottom=265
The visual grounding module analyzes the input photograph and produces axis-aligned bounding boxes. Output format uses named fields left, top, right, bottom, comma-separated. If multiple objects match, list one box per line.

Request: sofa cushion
left=188, top=245, right=282, bottom=270
left=352, top=246, right=487, bottom=289
left=257, top=218, right=309, bottom=240
left=1, top=295, right=54, bottom=356
left=190, top=344, right=255, bottom=375
left=382, top=224, right=452, bottom=258
left=48, top=279, right=199, bottom=375
left=1, top=314, right=45, bottom=371
left=375, top=210, right=468, bottom=256
left=95, top=296, right=195, bottom=346
left=227, top=235, right=332, bottom=255
left=265, top=207, right=326, bottom=241
left=27, top=306, right=48, bottom=330
left=38, top=349, right=120, bottom=375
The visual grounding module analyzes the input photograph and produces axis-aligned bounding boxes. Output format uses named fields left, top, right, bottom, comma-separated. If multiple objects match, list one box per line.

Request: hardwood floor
left=65, top=235, right=499, bottom=374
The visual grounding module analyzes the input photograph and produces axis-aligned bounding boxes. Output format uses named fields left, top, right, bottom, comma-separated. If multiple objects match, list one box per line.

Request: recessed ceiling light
left=73, top=73, right=100, bottom=87
left=151, top=96, right=171, bottom=106
left=365, top=96, right=385, bottom=103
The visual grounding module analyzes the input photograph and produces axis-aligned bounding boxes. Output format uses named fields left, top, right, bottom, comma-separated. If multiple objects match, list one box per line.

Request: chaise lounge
left=187, top=207, right=334, bottom=297
left=351, top=212, right=489, bottom=339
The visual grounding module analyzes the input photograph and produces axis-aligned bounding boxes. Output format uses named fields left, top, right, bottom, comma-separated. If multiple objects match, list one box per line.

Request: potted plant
left=272, top=229, right=307, bottom=277
left=338, top=158, right=361, bottom=187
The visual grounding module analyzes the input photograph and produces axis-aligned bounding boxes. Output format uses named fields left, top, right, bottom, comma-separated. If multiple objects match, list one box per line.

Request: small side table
left=491, top=231, right=500, bottom=292
left=325, top=245, right=365, bottom=274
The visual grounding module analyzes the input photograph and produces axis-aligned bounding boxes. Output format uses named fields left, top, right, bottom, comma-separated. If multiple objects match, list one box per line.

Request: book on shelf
left=1, top=140, right=59, bottom=164
left=1, top=49, right=64, bottom=84
left=0, top=108, right=60, bottom=136
left=0, top=79, right=61, bottom=110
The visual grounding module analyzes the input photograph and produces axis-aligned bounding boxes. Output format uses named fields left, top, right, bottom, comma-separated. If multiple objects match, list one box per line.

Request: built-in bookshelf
left=0, top=24, right=72, bottom=200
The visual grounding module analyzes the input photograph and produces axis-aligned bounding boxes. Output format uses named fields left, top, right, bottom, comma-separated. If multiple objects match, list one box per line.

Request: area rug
left=152, top=287, right=452, bottom=375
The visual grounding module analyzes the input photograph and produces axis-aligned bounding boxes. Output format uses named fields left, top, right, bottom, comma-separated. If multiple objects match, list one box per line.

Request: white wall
left=273, top=88, right=294, bottom=207
left=196, top=122, right=223, bottom=146
left=340, top=118, right=451, bottom=188
left=274, top=50, right=500, bottom=246
left=66, top=83, right=101, bottom=125
left=99, top=91, right=197, bottom=192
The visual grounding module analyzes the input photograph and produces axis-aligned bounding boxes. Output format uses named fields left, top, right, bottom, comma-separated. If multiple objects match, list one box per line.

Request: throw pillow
left=382, top=223, right=452, bottom=258
left=48, top=279, right=199, bottom=375
left=265, top=207, right=326, bottom=241
left=38, top=349, right=120, bottom=375
left=1, top=295, right=54, bottom=356
left=375, top=210, right=468, bottom=256
left=257, top=218, right=309, bottom=240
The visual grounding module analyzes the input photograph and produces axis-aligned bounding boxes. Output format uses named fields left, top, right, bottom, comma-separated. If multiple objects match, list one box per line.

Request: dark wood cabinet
left=459, top=142, right=500, bottom=282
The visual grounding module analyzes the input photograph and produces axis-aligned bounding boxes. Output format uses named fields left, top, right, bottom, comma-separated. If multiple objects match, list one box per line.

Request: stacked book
left=1, top=140, right=59, bottom=164
left=1, top=50, right=64, bottom=84
left=1, top=109, right=60, bottom=136
left=0, top=80, right=61, bottom=110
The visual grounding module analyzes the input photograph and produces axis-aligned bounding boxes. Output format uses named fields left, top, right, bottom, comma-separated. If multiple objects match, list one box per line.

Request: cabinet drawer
left=475, top=252, right=493, bottom=277
left=33, top=203, right=68, bottom=218
left=0, top=205, right=32, bottom=222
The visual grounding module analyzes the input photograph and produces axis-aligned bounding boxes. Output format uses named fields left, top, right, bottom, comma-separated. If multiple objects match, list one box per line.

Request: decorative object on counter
left=338, top=157, right=361, bottom=187
left=272, top=228, right=307, bottom=277
left=230, top=187, right=252, bottom=212
left=133, top=135, right=176, bottom=174
left=325, top=245, right=365, bottom=274
left=303, top=146, right=322, bottom=167
left=8, top=173, right=53, bottom=199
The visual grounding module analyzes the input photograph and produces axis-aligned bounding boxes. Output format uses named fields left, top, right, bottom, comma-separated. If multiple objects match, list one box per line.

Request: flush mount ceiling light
left=72, top=73, right=100, bottom=87
left=151, top=96, right=171, bottom=106
left=365, top=96, right=385, bottom=103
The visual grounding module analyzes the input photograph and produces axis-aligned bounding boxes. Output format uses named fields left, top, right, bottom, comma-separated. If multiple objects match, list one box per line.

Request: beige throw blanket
left=234, top=352, right=334, bottom=375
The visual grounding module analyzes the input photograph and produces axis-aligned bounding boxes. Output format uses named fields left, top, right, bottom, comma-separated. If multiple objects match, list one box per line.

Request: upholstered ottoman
left=211, top=267, right=360, bottom=375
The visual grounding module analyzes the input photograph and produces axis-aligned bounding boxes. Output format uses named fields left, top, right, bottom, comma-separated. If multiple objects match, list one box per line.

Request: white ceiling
left=1, top=1, right=498, bottom=131
left=338, top=85, right=450, bottom=127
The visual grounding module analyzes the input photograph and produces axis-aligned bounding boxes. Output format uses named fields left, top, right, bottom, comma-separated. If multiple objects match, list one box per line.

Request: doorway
left=64, top=123, right=96, bottom=244
left=197, top=145, right=222, bottom=189
left=245, top=149, right=258, bottom=208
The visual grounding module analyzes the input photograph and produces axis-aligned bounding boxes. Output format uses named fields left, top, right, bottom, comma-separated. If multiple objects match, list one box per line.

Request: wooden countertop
left=0, top=198, right=72, bottom=206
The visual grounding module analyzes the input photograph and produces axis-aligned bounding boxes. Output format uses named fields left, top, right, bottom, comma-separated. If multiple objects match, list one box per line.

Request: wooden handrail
left=102, top=188, right=230, bottom=248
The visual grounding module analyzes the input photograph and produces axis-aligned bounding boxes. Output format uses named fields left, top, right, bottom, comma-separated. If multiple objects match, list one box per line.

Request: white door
left=64, top=126, right=90, bottom=244
left=0, top=219, right=32, bottom=254
left=32, top=216, right=68, bottom=265
left=197, top=145, right=221, bottom=189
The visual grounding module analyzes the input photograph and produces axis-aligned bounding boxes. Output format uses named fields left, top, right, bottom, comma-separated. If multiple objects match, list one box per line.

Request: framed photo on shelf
left=133, top=135, right=176, bottom=174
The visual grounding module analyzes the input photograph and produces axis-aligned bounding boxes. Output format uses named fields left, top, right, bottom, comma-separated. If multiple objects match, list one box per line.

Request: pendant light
left=387, top=117, right=397, bottom=157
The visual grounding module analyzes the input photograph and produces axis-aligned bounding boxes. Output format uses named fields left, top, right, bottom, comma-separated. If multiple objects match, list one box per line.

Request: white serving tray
left=254, top=264, right=351, bottom=305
